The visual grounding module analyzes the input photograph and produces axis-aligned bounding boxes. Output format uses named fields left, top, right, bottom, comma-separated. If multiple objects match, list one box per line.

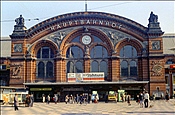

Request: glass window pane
left=91, top=61, right=98, bottom=72
left=66, top=46, right=83, bottom=58
left=75, top=61, right=83, bottom=73
left=46, top=61, right=53, bottom=78
left=50, top=49, right=54, bottom=58
left=125, top=46, right=132, bottom=57
left=93, top=35, right=103, bottom=42
left=121, top=61, right=128, bottom=77
left=42, top=47, right=49, bottom=58
left=38, top=62, right=44, bottom=78
left=67, top=61, right=74, bottom=73
left=71, top=36, right=80, bottom=42
left=37, top=49, right=41, bottom=58
left=100, top=61, right=107, bottom=77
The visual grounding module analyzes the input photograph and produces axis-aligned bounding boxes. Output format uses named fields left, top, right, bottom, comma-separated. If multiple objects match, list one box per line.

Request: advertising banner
left=67, top=72, right=104, bottom=82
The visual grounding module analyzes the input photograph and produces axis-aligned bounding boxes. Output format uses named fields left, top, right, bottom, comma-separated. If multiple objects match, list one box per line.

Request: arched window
left=90, top=45, right=108, bottom=79
left=120, top=45, right=138, bottom=78
left=36, top=46, right=54, bottom=81
left=66, top=46, right=83, bottom=74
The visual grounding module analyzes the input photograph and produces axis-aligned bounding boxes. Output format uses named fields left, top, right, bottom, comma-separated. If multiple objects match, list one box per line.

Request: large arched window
left=66, top=46, right=84, bottom=73
left=90, top=45, right=108, bottom=79
left=36, top=46, right=54, bottom=81
left=120, top=45, right=138, bottom=79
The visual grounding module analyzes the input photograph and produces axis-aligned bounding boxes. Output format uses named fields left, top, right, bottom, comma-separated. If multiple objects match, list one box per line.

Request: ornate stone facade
left=9, top=11, right=167, bottom=97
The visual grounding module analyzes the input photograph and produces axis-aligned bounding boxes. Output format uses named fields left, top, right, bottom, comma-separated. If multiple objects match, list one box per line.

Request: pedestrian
left=95, top=94, right=99, bottom=103
left=127, top=95, right=131, bottom=106
left=42, top=94, right=45, bottom=103
left=29, top=94, right=34, bottom=107
left=79, top=94, right=83, bottom=104
left=153, top=95, right=155, bottom=102
left=105, top=93, right=108, bottom=103
left=75, top=94, right=79, bottom=104
left=14, top=94, right=19, bottom=111
left=139, top=92, right=144, bottom=108
left=65, top=95, right=69, bottom=104
left=165, top=92, right=169, bottom=102
left=144, top=91, right=149, bottom=108
left=88, top=94, right=91, bottom=104
left=54, top=94, right=58, bottom=104
left=25, top=94, right=30, bottom=107
left=47, top=94, right=50, bottom=104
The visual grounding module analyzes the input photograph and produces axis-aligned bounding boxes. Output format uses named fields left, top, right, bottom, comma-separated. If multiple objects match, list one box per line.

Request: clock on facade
left=82, top=35, right=92, bottom=45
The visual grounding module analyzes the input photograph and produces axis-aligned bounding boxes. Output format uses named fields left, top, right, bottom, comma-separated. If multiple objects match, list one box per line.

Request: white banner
left=67, top=72, right=104, bottom=82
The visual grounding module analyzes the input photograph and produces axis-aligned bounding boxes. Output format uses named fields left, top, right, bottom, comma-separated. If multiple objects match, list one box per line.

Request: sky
left=1, top=1, right=175, bottom=37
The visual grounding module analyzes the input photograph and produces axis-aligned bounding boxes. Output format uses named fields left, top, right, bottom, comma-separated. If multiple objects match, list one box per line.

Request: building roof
left=162, top=33, right=175, bottom=54
left=0, top=37, right=11, bottom=57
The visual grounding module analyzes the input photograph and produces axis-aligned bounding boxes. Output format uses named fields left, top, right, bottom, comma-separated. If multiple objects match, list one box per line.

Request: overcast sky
left=1, top=1, right=174, bottom=37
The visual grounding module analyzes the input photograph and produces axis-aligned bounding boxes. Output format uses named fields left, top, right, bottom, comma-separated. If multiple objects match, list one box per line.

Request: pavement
left=1, top=99, right=175, bottom=115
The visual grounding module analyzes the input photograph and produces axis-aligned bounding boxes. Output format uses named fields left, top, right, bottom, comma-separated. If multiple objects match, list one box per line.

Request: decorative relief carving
left=14, top=44, right=22, bottom=52
left=151, top=61, right=163, bottom=76
left=151, top=41, right=160, bottom=50
left=98, top=27, right=132, bottom=45
left=10, top=63, right=23, bottom=79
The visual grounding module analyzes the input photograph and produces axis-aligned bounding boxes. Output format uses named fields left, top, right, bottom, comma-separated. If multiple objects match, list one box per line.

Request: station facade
left=1, top=11, right=175, bottom=101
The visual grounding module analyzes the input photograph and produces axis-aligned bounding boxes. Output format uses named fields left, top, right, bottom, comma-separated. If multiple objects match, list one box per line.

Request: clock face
left=82, top=35, right=92, bottom=45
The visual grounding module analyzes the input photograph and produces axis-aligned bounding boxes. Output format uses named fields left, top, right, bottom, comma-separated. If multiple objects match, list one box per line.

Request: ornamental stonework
left=10, top=63, right=23, bottom=79
left=14, top=44, right=22, bottom=52
left=151, top=61, right=163, bottom=76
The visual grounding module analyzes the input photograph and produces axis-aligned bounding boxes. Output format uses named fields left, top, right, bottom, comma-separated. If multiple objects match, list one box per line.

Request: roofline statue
left=15, top=15, right=25, bottom=26
left=148, top=11, right=158, bottom=23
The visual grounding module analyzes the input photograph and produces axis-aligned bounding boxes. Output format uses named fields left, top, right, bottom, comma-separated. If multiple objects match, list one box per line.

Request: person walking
left=65, top=95, right=69, bottom=104
left=42, top=94, right=45, bottom=103
left=144, top=91, right=149, bottom=108
left=165, top=92, right=169, bottom=102
left=29, top=94, right=34, bottom=107
left=14, top=94, right=19, bottom=111
left=139, top=92, right=144, bottom=108
left=47, top=94, right=50, bottom=104
left=75, top=94, right=79, bottom=104
left=127, top=95, right=131, bottom=106
left=54, top=94, right=58, bottom=104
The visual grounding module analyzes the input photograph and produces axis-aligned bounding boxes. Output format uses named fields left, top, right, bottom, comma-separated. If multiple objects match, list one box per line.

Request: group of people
left=13, top=93, right=34, bottom=111
left=65, top=93, right=99, bottom=104
left=136, top=91, right=150, bottom=108
left=42, top=94, right=58, bottom=104
left=25, top=94, right=34, bottom=107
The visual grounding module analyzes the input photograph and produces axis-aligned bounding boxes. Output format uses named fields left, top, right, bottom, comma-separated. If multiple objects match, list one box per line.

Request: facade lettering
left=74, top=20, right=78, bottom=25
left=62, top=23, right=67, bottom=27
left=99, top=20, right=103, bottom=25
left=69, top=21, right=72, bottom=26
left=50, top=19, right=120, bottom=31
left=93, top=20, right=97, bottom=24
left=80, top=20, right=84, bottom=24
left=86, top=20, right=91, bottom=24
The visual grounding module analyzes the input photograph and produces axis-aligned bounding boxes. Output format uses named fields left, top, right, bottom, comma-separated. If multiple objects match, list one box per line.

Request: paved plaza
left=1, top=99, right=175, bottom=115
